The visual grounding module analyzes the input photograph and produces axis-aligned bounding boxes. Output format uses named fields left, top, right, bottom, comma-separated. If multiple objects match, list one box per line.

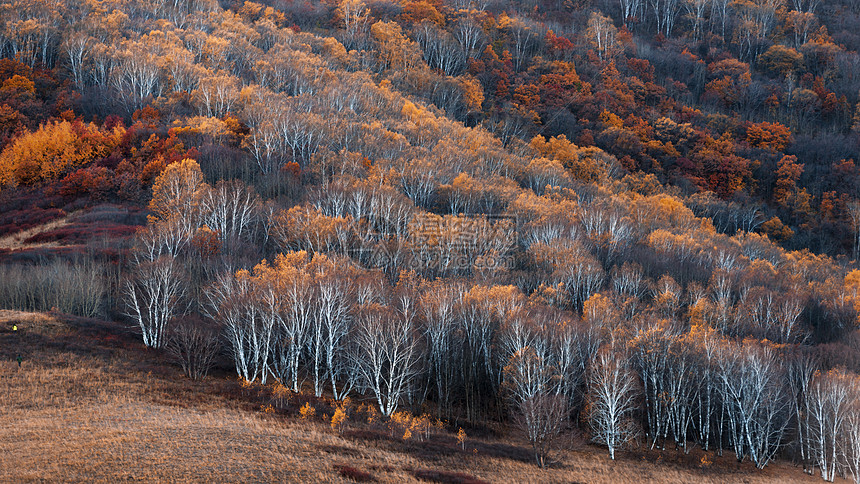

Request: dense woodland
left=4, top=0, right=860, bottom=478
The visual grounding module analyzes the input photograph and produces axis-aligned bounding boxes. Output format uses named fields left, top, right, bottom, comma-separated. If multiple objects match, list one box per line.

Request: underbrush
left=0, top=259, right=108, bottom=317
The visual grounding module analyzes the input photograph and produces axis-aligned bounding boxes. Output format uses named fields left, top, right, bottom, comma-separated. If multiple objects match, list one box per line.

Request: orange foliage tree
left=0, top=120, right=123, bottom=186
left=745, top=121, right=792, bottom=152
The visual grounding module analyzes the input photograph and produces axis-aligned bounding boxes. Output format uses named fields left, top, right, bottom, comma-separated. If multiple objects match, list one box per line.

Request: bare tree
left=843, top=396, right=860, bottom=484
left=124, top=255, right=187, bottom=349
left=205, top=270, right=271, bottom=383
left=630, top=323, right=673, bottom=449
left=716, top=340, right=789, bottom=469
left=649, top=0, right=681, bottom=37
left=315, top=264, right=356, bottom=400
left=351, top=303, right=424, bottom=416
left=416, top=21, right=465, bottom=76
left=398, top=158, right=440, bottom=209
left=335, top=0, right=370, bottom=50
left=791, top=0, right=820, bottom=12
left=196, top=73, right=240, bottom=117
left=245, top=119, right=282, bottom=175
left=551, top=319, right=597, bottom=409
left=807, top=369, right=857, bottom=481
left=587, top=348, right=640, bottom=460
left=504, top=346, right=569, bottom=468
left=276, top=106, right=325, bottom=167
left=787, top=349, right=818, bottom=474
left=458, top=289, right=497, bottom=421
left=202, top=179, right=260, bottom=245
left=148, top=158, right=208, bottom=234
left=555, top=241, right=605, bottom=311
left=265, top=256, right=314, bottom=392
left=507, top=17, right=542, bottom=72
left=710, top=0, right=732, bottom=39
left=735, top=287, right=807, bottom=343
left=420, top=281, right=464, bottom=418
left=689, top=324, right=720, bottom=451
left=683, top=0, right=711, bottom=41
left=62, top=30, right=91, bottom=88
left=167, top=316, right=220, bottom=380
left=525, top=157, right=570, bottom=195
left=619, top=0, right=645, bottom=29
left=612, top=262, right=649, bottom=316
left=586, top=12, right=618, bottom=60
left=579, top=202, right=634, bottom=267
left=110, top=41, right=163, bottom=112
left=453, top=13, right=485, bottom=59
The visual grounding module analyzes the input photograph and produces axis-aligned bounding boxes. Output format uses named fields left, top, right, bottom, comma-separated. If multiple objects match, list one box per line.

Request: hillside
left=0, top=310, right=825, bottom=483
left=2, top=0, right=860, bottom=482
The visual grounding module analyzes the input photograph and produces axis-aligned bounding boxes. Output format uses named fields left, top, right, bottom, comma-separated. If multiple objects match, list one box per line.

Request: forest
left=2, top=0, right=860, bottom=480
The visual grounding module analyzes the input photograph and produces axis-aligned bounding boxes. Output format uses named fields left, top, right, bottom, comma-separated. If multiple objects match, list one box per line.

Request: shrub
left=299, top=402, right=316, bottom=419
left=166, top=316, right=220, bottom=380
left=331, top=404, right=348, bottom=433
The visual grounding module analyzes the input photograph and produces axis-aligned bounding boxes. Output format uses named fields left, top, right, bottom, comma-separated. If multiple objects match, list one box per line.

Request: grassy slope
left=0, top=181, right=145, bottom=263
left=0, top=310, right=829, bottom=483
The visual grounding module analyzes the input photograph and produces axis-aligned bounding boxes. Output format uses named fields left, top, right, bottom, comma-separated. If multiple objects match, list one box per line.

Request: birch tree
left=807, top=369, right=856, bottom=481
left=202, top=179, right=260, bottom=245
left=504, top=346, right=568, bottom=468
left=124, top=254, right=186, bottom=349
left=204, top=270, right=271, bottom=383
left=351, top=302, right=424, bottom=416
left=420, top=280, right=465, bottom=418
left=587, top=348, right=640, bottom=460
left=259, top=252, right=314, bottom=392
left=716, top=340, right=789, bottom=468
left=314, top=260, right=356, bottom=400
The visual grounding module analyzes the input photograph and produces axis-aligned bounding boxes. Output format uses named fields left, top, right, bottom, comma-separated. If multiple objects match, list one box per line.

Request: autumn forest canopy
left=6, top=0, right=860, bottom=478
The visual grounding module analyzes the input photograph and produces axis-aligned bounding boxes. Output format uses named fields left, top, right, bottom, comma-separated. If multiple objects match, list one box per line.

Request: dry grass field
left=0, top=310, right=833, bottom=483
left=0, top=214, right=71, bottom=250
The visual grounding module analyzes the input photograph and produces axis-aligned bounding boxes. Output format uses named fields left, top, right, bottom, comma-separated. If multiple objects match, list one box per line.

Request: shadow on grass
left=409, top=468, right=489, bottom=484
left=342, top=427, right=533, bottom=466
